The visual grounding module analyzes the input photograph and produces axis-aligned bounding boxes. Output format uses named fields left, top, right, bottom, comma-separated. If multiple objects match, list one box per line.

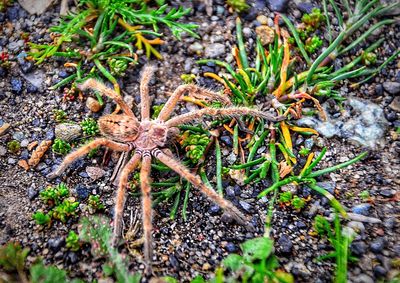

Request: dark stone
left=373, top=265, right=387, bottom=278
left=350, top=241, right=367, bottom=256
left=209, top=204, right=221, bottom=214
left=297, top=2, right=315, bottom=13
left=220, top=135, right=233, bottom=147
left=267, top=0, right=290, bottom=12
left=0, top=91, right=6, bottom=101
left=10, top=78, right=23, bottom=94
left=58, top=70, right=69, bottom=79
left=169, top=254, right=180, bottom=270
left=243, top=7, right=257, bottom=21
left=48, top=237, right=65, bottom=252
left=296, top=221, right=307, bottom=229
left=239, top=200, right=252, bottom=212
left=75, top=184, right=90, bottom=200
left=255, top=0, right=267, bottom=9
left=277, top=234, right=293, bottom=255
left=26, top=83, right=38, bottom=94
left=6, top=5, right=19, bottom=21
left=385, top=111, right=397, bottom=122
left=20, top=149, right=29, bottom=160
left=65, top=252, right=79, bottom=264
left=379, top=189, right=395, bottom=198
left=0, top=12, right=5, bottom=22
left=375, top=84, right=384, bottom=96
left=370, top=238, right=385, bottom=253
left=383, top=81, right=400, bottom=95
left=27, top=186, right=38, bottom=200
left=45, top=129, right=55, bottom=140
left=316, top=181, right=336, bottom=194
left=225, top=242, right=237, bottom=253
left=0, top=67, right=6, bottom=77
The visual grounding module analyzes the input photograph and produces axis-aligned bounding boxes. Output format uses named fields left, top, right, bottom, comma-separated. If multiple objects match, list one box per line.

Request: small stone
left=220, top=135, right=232, bottom=147
left=8, top=158, right=17, bottom=164
left=370, top=238, right=385, bottom=253
left=256, top=15, right=269, bottom=25
left=347, top=221, right=365, bottom=233
left=86, top=166, right=106, bottom=180
left=26, top=83, right=38, bottom=93
left=55, top=123, right=82, bottom=142
left=277, top=234, right=292, bottom=255
left=383, top=81, right=400, bottom=95
left=225, top=242, right=237, bottom=253
left=65, top=252, right=79, bottom=264
left=353, top=274, right=374, bottom=283
left=47, top=237, right=64, bottom=252
left=316, top=181, right=335, bottom=194
left=204, top=43, right=225, bottom=58
left=27, top=186, right=38, bottom=200
left=350, top=241, right=367, bottom=256
left=304, top=138, right=314, bottom=149
left=267, top=0, right=289, bottom=12
left=239, top=200, right=252, bottom=212
left=75, top=185, right=90, bottom=201
left=255, top=25, right=275, bottom=46
left=352, top=203, right=371, bottom=216
left=373, top=265, right=387, bottom=278
left=86, top=97, right=103, bottom=112
left=296, top=221, right=307, bottom=229
left=297, top=2, right=315, bottom=13
left=209, top=204, right=221, bottom=214
left=379, top=189, right=395, bottom=198
left=0, top=146, right=6, bottom=156
left=375, top=84, right=384, bottom=96
left=10, top=78, right=23, bottom=94
left=389, top=97, right=400, bottom=112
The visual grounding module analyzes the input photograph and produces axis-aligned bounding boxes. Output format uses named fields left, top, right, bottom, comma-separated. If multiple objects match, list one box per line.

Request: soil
left=0, top=0, right=399, bottom=282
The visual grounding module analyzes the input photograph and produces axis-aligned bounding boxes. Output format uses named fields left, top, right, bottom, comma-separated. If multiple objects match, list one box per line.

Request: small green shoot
left=7, top=140, right=21, bottom=153
left=80, top=118, right=99, bottom=136
left=52, top=109, right=68, bottom=123
left=66, top=231, right=80, bottom=252
left=32, top=211, right=51, bottom=226
left=52, top=139, right=71, bottom=155
left=88, top=195, right=105, bottom=211
left=226, top=0, right=249, bottom=13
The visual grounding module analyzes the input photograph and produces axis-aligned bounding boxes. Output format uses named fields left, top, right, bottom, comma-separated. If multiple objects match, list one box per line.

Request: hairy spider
left=48, top=65, right=282, bottom=273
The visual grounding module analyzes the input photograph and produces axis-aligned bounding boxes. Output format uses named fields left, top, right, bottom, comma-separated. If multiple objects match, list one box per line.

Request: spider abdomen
left=98, top=114, right=139, bottom=142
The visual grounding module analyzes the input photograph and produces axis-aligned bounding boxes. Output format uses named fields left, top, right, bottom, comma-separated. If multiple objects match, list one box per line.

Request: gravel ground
left=0, top=0, right=399, bottom=282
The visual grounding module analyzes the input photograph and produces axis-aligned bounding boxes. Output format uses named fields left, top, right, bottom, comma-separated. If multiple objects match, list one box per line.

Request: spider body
left=48, top=65, right=283, bottom=274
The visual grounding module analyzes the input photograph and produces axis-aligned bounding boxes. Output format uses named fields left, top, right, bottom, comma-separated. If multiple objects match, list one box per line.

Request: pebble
left=55, top=123, right=82, bottom=142
left=347, top=221, right=365, bottom=233
left=209, top=204, right=220, bottom=214
left=256, top=15, right=269, bottom=25
left=350, top=241, right=367, bottom=256
left=255, top=25, right=275, bottom=46
left=0, top=146, right=6, bottom=156
left=316, top=181, right=335, bottom=194
left=267, top=0, right=289, bottom=12
left=277, top=234, right=293, bottom=255
left=66, top=252, right=79, bottom=264
left=10, top=78, right=23, bottom=94
left=204, top=43, right=225, bottom=58
left=379, top=189, right=395, bottom=198
left=373, top=265, right=387, bottom=278
left=8, top=158, right=17, bottom=164
left=296, top=221, right=307, bottom=229
left=27, top=186, right=38, bottom=200
left=304, top=138, right=314, bottom=149
left=351, top=203, right=371, bottom=216
left=383, top=81, right=400, bottom=95
left=26, top=83, right=38, bottom=94
left=353, top=274, right=374, bottom=283
left=12, top=132, right=25, bottom=141
left=86, top=166, right=106, bottom=180
left=48, top=237, right=64, bottom=252
left=297, top=2, right=315, bottom=13
left=239, top=200, right=252, bottom=212
left=220, top=135, right=232, bottom=147
left=75, top=184, right=90, bottom=200
left=225, top=242, right=237, bottom=253
left=370, top=238, right=385, bottom=253
left=86, top=97, right=103, bottom=112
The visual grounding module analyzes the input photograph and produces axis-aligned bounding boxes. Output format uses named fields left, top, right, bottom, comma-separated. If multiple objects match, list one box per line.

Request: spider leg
left=152, top=148, right=253, bottom=229
left=47, top=138, right=130, bottom=179
left=166, top=106, right=284, bottom=127
left=139, top=151, right=153, bottom=274
left=140, top=65, right=155, bottom=120
left=157, top=84, right=231, bottom=121
left=79, top=79, right=138, bottom=122
left=112, top=151, right=141, bottom=245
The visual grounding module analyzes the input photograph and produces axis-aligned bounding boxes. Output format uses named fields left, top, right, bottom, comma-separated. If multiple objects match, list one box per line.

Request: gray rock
left=347, top=221, right=365, bottom=233
left=297, top=2, right=315, bottom=13
left=370, top=238, right=385, bottom=253
left=48, top=237, right=64, bottom=252
left=27, top=186, right=38, bottom=200
left=12, top=132, right=25, bottom=141
left=352, top=203, right=371, bottom=216
left=389, top=97, right=400, bottom=112
left=277, top=234, right=292, bottom=254
left=8, top=158, right=17, bottom=164
left=379, top=189, right=395, bottom=198
left=383, top=81, right=400, bottom=95
left=351, top=241, right=367, bottom=256
left=0, top=145, right=6, bottom=156
left=373, top=265, right=387, bottom=278
left=204, top=43, right=225, bottom=58
left=267, top=0, right=290, bottom=12
left=353, top=274, right=374, bottom=283
left=55, top=123, right=82, bottom=142
left=239, top=200, right=252, bottom=212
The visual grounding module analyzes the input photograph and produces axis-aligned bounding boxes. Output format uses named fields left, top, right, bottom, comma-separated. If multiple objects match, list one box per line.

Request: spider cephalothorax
left=48, top=65, right=283, bottom=274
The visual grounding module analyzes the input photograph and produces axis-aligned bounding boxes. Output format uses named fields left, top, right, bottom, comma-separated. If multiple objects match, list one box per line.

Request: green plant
left=0, top=0, right=13, bottom=12
left=278, top=191, right=292, bottom=203
left=80, top=118, right=99, bottom=136
left=151, top=104, right=164, bottom=119
left=52, top=139, right=71, bottom=155
left=291, top=195, right=306, bottom=210
left=51, top=199, right=80, bottom=223
left=205, top=237, right=294, bottom=282
left=179, top=130, right=211, bottom=164
left=359, top=190, right=370, bottom=200
left=302, top=8, right=326, bottom=34
left=305, top=36, right=323, bottom=54
left=88, top=195, right=105, bottom=211
left=28, top=0, right=198, bottom=93
left=7, top=140, right=21, bottom=153
left=226, top=0, right=249, bottom=13
left=32, top=211, right=51, bottom=226
left=314, top=214, right=357, bottom=283
left=66, top=231, right=80, bottom=252
left=0, top=242, right=29, bottom=283
left=52, top=109, right=68, bottom=123
left=361, top=51, right=377, bottom=66
left=79, top=216, right=141, bottom=282
left=39, top=183, right=69, bottom=206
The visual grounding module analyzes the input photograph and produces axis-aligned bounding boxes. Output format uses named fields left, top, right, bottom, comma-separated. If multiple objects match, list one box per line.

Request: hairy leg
left=140, top=151, right=153, bottom=273
left=79, top=79, right=138, bottom=121
left=112, top=152, right=141, bottom=245
left=152, top=148, right=252, bottom=229
left=140, top=65, right=155, bottom=120
left=166, top=106, right=284, bottom=127
left=47, top=138, right=130, bottom=179
left=157, top=84, right=231, bottom=121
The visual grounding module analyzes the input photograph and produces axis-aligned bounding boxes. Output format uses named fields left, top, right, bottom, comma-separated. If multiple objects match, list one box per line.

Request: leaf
left=241, top=237, right=274, bottom=261
left=30, top=262, right=68, bottom=283
left=223, top=254, right=243, bottom=272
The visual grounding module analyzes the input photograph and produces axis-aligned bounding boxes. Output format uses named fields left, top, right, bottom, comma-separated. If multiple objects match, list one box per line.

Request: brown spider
left=48, top=65, right=282, bottom=273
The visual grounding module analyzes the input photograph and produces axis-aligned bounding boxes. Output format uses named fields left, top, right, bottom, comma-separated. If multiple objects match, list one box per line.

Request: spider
left=48, top=65, right=282, bottom=273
